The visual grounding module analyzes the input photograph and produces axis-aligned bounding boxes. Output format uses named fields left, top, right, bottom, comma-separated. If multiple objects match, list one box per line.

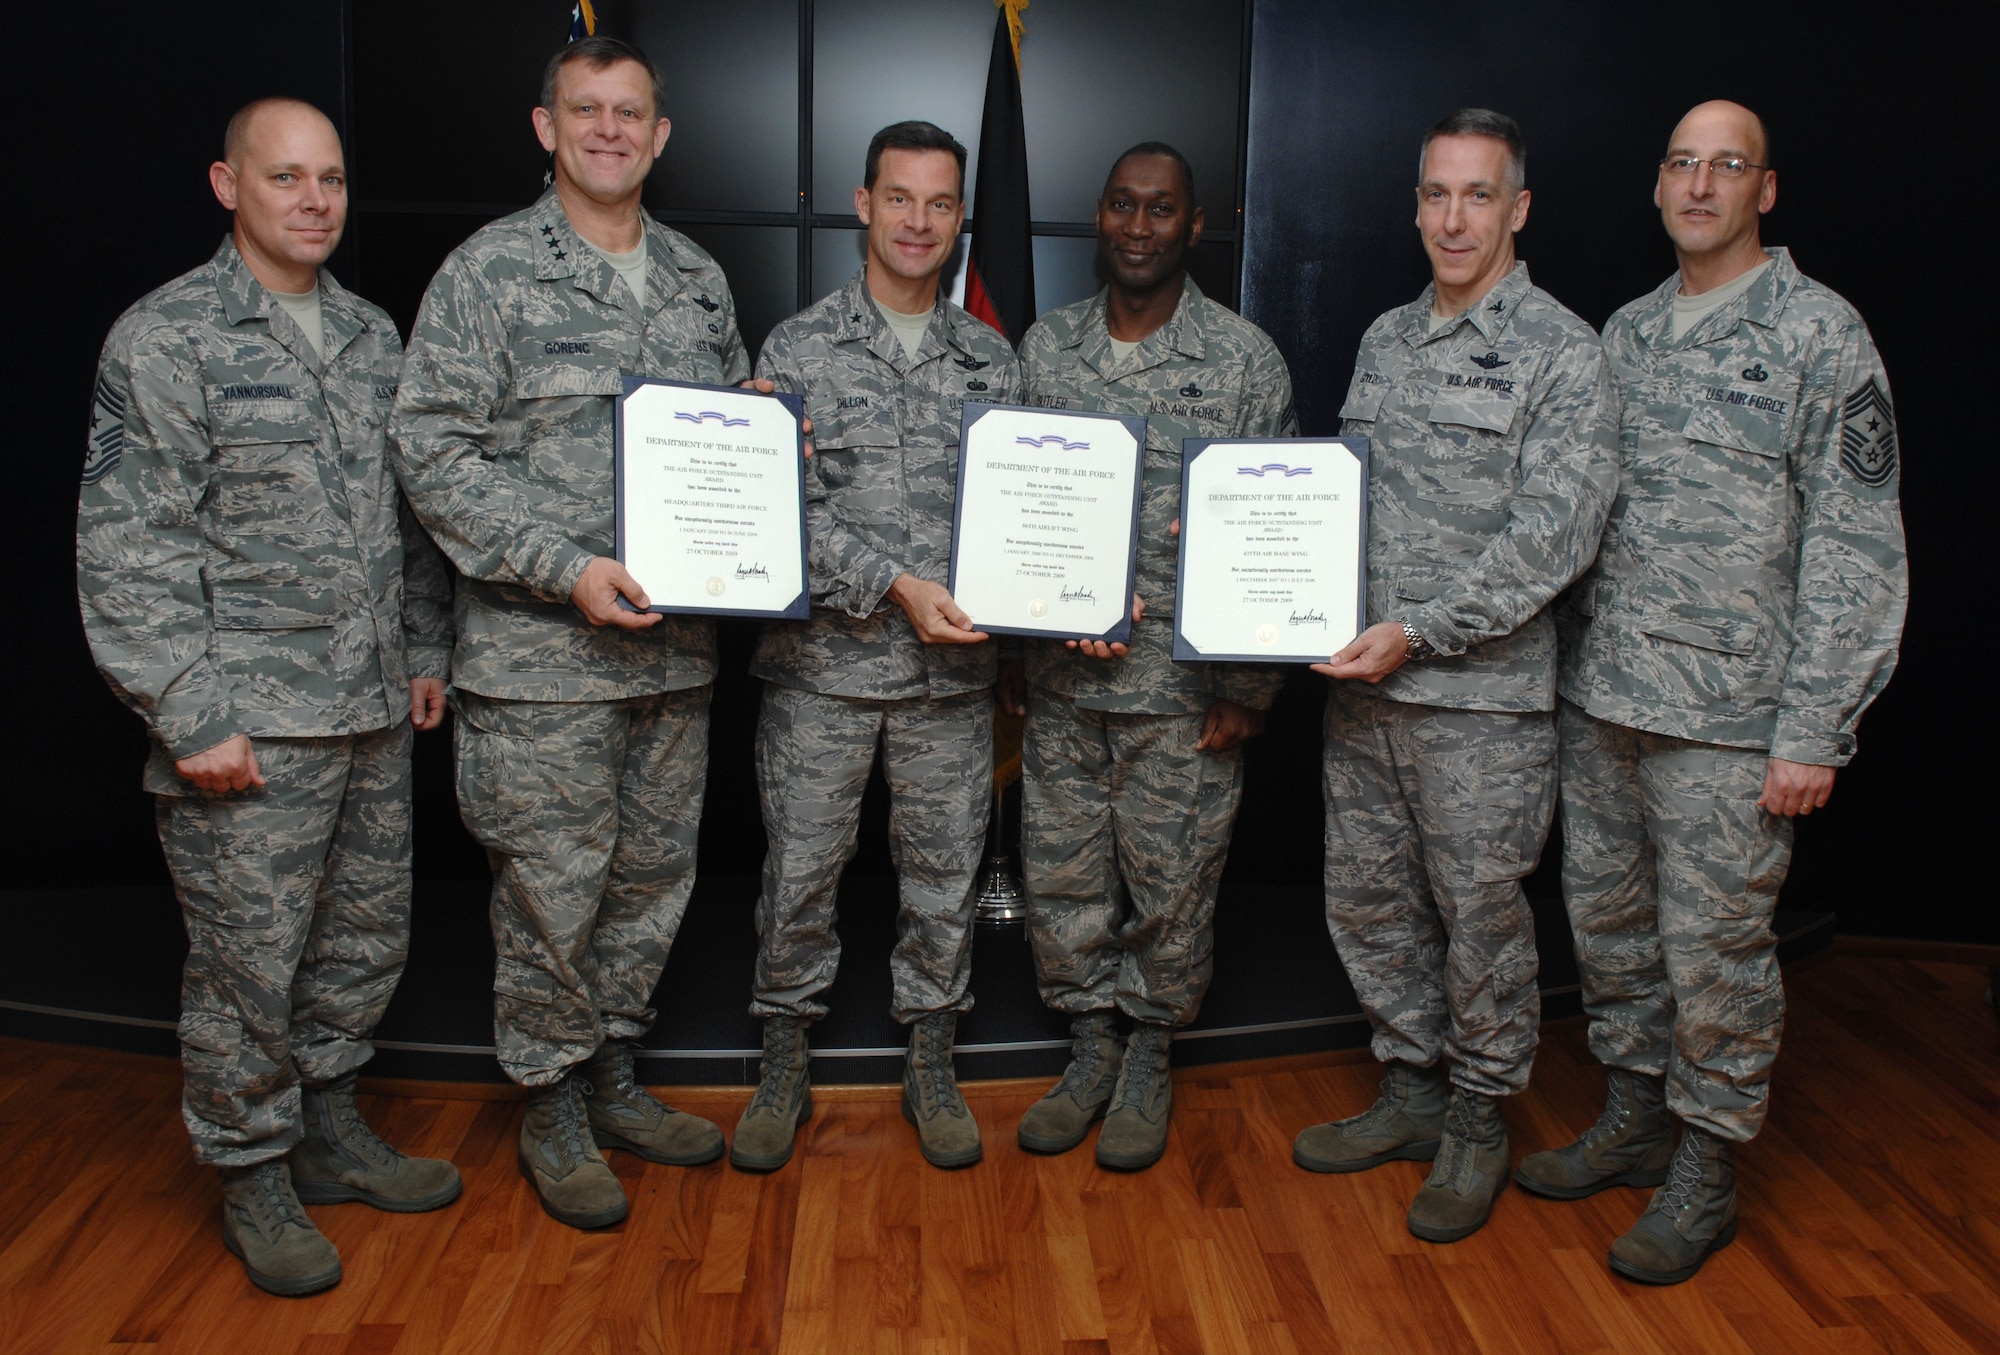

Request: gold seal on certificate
left=614, top=377, right=809, bottom=618
left=1173, top=437, right=1370, bottom=662
left=948, top=401, right=1147, bottom=642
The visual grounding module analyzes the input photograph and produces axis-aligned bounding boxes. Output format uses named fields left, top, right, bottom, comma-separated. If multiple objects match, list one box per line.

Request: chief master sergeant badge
left=1289, top=109, right=1617, bottom=1246
left=1522, top=100, right=1908, bottom=1287
left=391, top=37, right=752, bottom=1231
left=76, top=98, right=460, bottom=1298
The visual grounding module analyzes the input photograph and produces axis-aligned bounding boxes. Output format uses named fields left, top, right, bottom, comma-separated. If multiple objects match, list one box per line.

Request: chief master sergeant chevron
left=390, top=37, right=751, bottom=1231
left=76, top=97, right=460, bottom=1298
left=1290, top=108, right=1617, bottom=1245
left=1518, top=100, right=1908, bottom=1287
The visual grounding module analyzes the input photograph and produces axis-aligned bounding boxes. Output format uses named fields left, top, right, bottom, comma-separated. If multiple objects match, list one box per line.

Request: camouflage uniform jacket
left=77, top=237, right=452, bottom=775
left=391, top=191, right=750, bottom=701
left=1337, top=262, right=1617, bottom=713
left=1020, top=279, right=1297, bottom=715
left=1557, top=249, right=1907, bottom=764
left=749, top=269, right=1021, bottom=700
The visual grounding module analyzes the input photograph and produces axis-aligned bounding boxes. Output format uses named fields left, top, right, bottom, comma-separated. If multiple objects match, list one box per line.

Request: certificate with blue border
left=948, top=401, right=1147, bottom=643
left=1172, top=437, right=1369, bottom=663
left=614, top=376, right=809, bottom=620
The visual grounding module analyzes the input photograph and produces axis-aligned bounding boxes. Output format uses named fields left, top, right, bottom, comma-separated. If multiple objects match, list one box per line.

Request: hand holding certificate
left=1173, top=438, right=1369, bottom=663
left=949, top=402, right=1147, bottom=643
left=614, top=377, right=809, bottom=618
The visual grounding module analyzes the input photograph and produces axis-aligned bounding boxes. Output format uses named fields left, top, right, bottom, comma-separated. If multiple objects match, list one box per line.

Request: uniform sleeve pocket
left=1339, top=378, right=1389, bottom=423
left=210, top=583, right=336, bottom=630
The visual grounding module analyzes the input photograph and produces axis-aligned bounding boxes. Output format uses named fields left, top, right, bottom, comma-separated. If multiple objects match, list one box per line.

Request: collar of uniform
left=831, top=267, right=953, bottom=366
left=1072, top=275, right=1209, bottom=374
left=1633, top=245, right=1794, bottom=350
left=1400, top=261, right=1531, bottom=347
left=528, top=192, right=582, bottom=282
left=637, top=213, right=693, bottom=311
left=211, top=236, right=363, bottom=371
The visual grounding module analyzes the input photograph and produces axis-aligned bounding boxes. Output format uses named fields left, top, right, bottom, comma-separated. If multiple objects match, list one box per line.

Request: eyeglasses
left=1661, top=156, right=1767, bottom=178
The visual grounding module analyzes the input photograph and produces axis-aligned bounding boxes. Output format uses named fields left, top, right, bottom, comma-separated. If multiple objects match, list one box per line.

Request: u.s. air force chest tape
left=1173, top=437, right=1369, bottom=663
left=949, top=401, right=1147, bottom=644
left=614, top=376, right=809, bottom=620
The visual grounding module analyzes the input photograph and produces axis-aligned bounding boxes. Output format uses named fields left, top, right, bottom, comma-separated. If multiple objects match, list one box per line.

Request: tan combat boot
left=518, top=1074, right=628, bottom=1229
left=1095, top=1022, right=1173, bottom=1171
left=1293, top=1061, right=1446, bottom=1173
left=1407, top=1086, right=1511, bottom=1243
left=901, top=1012, right=982, bottom=1168
left=731, top=1015, right=813, bottom=1171
left=218, top=1159, right=342, bottom=1297
left=290, top=1071, right=463, bottom=1212
left=1516, top=1067, right=1673, bottom=1199
left=1609, top=1125, right=1738, bottom=1284
left=581, top=1038, right=724, bottom=1166
left=1018, top=1012, right=1122, bottom=1154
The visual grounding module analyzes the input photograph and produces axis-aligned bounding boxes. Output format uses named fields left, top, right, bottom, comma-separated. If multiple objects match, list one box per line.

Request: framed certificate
left=614, top=376, right=809, bottom=619
left=948, top=401, right=1147, bottom=642
left=1173, top=437, right=1369, bottom=663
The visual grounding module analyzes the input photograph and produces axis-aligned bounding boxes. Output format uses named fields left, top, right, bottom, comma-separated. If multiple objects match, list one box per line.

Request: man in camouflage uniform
left=391, top=38, right=750, bottom=1229
left=1521, top=101, right=1907, bottom=1285
left=1290, top=110, right=1617, bottom=1243
left=731, top=122, right=1019, bottom=1173
left=77, top=99, right=460, bottom=1297
left=996, top=143, right=1296, bottom=1172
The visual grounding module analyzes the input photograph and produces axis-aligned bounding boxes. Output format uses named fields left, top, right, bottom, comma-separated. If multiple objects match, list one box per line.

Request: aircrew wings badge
left=1839, top=376, right=1897, bottom=487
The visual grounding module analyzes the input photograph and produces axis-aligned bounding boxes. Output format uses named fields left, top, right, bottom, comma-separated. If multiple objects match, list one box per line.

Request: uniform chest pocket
left=1339, top=375, right=1390, bottom=423
left=808, top=403, right=900, bottom=494
left=1681, top=401, right=1785, bottom=461
left=1424, top=392, right=1521, bottom=437
left=206, top=398, right=330, bottom=530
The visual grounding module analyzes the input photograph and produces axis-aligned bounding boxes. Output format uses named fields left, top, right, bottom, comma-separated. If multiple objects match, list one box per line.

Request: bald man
left=78, top=98, right=460, bottom=1297
left=1523, top=101, right=1907, bottom=1284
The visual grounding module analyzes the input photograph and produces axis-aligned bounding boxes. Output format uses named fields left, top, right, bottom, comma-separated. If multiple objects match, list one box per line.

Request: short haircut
left=541, top=35, right=667, bottom=119
left=1666, top=105, right=1773, bottom=167
left=1419, top=108, right=1526, bottom=192
left=864, top=121, right=968, bottom=195
left=1103, top=141, right=1197, bottom=204
left=222, top=97, right=335, bottom=163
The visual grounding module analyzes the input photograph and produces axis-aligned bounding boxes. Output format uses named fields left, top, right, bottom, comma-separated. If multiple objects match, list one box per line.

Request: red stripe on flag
left=964, top=264, right=1005, bottom=337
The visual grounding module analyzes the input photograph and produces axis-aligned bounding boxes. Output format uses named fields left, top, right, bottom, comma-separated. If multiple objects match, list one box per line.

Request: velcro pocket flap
left=211, top=583, right=336, bottom=630
left=1424, top=393, right=1519, bottom=435
left=1339, top=377, right=1389, bottom=423
left=1682, top=402, right=1782, bottom=458
left=1639, top=606, right=1760, bottom=655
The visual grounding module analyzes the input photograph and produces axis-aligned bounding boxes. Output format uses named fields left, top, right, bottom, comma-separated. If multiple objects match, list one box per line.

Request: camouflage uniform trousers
left=452, top=687, right=709, bottom=1087
left=156, top=723, right=414, bottom=1167
left=752, top=684, right=992, bottom=1023
left=1557, top=700, right=1790, bottom=1142
left=1021, top=694, right=1245, bottom=1027
left=1321, top=685, right=1554, bottom=1097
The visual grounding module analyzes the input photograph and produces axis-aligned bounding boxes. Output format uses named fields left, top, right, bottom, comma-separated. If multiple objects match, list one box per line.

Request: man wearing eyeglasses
left=1290, top=109, right=1617, bottom=1244
left=1521, top=100, right=1907, bottom=1285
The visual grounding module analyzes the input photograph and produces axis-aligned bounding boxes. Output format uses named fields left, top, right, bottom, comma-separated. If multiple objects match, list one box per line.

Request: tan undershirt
left=1670, top=258, right=1772, bottom=340
left=873, top=297, right=933, bottom=361
left=268, top=283, right=324, bottom=360
left=602, top=238, right=648, bottom=312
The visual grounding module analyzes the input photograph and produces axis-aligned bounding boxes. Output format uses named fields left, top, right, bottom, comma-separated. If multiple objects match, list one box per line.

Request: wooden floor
left=1, top=944, right=1995, bottom=1355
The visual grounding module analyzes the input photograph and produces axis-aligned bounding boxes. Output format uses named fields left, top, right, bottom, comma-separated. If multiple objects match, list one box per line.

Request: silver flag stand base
left=974, top=782, right=1028, bottom=925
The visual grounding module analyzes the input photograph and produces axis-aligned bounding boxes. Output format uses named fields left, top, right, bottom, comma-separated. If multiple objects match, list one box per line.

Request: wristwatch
left=1400, top=619, right=1436, bottom=662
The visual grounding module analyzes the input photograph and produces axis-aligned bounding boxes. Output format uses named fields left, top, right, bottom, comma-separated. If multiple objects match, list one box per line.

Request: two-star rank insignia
left=952, top=355, right=990, bottom=371
left=1179, top=383, right=1204, bottom=398
left=1742, top=362, right=1769, bottom=383
left=1839, top=377, right=1897, bottom=487
left=692, top=295, right=720, bottom=313
left=1470, top=351, right=1510, bottom=370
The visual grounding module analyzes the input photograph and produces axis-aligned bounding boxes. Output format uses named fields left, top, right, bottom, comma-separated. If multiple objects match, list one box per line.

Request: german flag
left=965, top=0, right=1035, bottom=346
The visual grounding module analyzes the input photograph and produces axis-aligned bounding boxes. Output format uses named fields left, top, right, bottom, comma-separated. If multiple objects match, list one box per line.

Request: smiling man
left=391, top=36, right=751, bottom=1230
left=731, top=121, right=1020, bottom=1174
left=1289, top=109, right=1617, bottom=1243
left=1525, top=101, right=1907, bottom=1285
left=77, top=98, right=459, bottom=1296
left=997, top=143, right=1296, bottom=1172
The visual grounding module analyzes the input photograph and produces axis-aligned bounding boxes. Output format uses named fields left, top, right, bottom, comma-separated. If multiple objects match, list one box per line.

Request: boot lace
left=1050, top=1020, right=1110, bottom=1098
left=234, top=1163, right=310, bottom=1235
left=542, top=1078, right=597, bottom=1159
left=1431, top=1092, right=1483, bottom=1185
left=911, top=1017, right=960, bottom=1113
left=747, top=1020, right=804, bottom=1115
left=1651, top=1131, right=1707, bottom=1217
left=1576, top=1073, right=1634, bottom=1150
left=322, top=1082, right=399, bottom=1169
left=1111, top=1029, right=1164, bottom=1112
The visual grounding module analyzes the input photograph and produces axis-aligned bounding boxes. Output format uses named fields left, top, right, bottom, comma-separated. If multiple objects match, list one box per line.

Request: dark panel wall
left=1241, top=0, right=1990, bottom=942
